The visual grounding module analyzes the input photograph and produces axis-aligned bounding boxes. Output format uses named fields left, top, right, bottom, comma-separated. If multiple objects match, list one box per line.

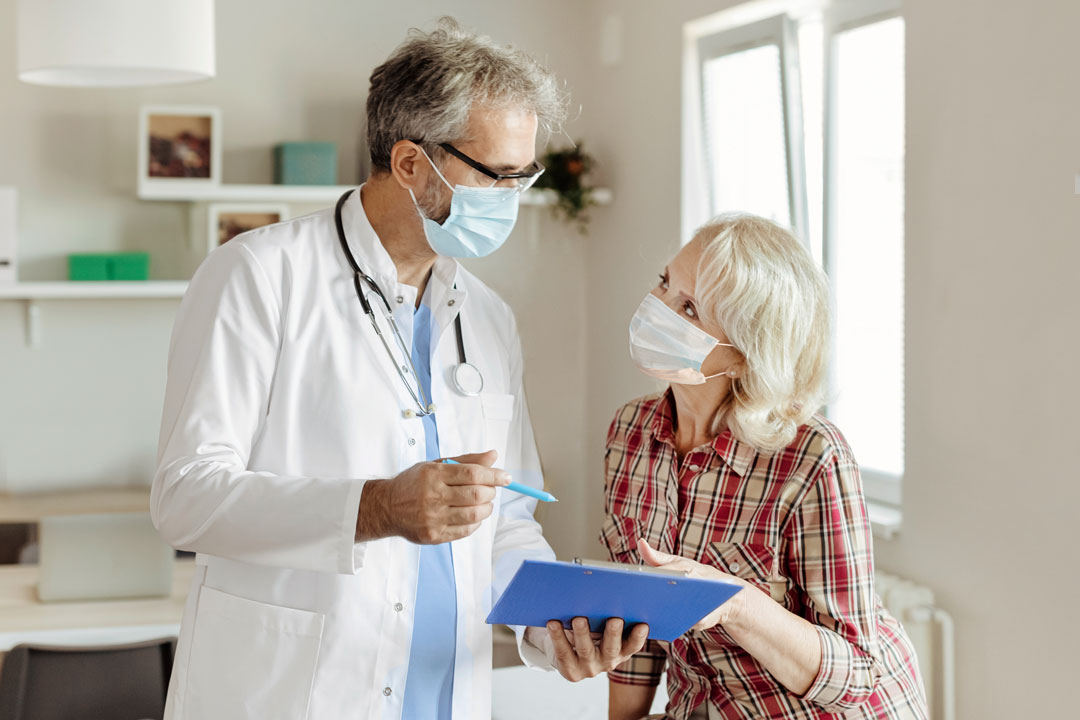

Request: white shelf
left=0, top=281, right=188, bottom=300
left=137, top=183, right=613, bottom=207
left=138, top=183, right=356, bottom=203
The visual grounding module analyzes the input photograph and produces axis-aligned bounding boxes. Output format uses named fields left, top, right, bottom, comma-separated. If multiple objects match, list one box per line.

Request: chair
left=0, top=637, right=176, bottom=720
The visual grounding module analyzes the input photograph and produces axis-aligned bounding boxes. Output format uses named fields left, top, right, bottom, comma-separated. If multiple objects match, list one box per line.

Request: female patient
left=602, top=215, right=928, bottom=720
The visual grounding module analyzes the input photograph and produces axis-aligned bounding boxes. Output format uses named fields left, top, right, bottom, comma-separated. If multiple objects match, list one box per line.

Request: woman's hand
left=637, top=538, right=754, bottom=631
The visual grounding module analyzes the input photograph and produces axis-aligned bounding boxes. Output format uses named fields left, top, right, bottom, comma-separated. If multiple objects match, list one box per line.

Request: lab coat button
left=394, top=602, right=404, bottom=612
left=408, top=438, right=416, bottom=446
left=383, top=687, right=393, bottom=697
left=396, top=295, right=404, bottom=304
left=448, top=299, right=456, bottom=306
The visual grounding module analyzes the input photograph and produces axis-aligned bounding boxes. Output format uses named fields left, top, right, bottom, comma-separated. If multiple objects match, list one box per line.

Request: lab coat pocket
left=182, top=586, right=325, bottom=720
left=480, top=392, right=515, bottom=460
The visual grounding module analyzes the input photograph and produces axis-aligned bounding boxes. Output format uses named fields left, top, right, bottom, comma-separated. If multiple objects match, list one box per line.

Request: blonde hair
left=693, top=214, right=830, bottom=454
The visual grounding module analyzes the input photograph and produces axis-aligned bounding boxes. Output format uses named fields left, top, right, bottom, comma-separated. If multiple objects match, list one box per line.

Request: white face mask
left=628, top=293, right=736, bottom=385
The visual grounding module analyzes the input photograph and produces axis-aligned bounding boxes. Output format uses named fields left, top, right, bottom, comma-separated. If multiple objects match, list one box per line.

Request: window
left=695, top=16, right=808, bottom=238
left=687, top=1, right=905, bottom=508
left=825, top=11, right=905, bottom=503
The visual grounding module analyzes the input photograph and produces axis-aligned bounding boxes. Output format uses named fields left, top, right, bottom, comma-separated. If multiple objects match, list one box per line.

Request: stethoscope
left=334, top=190, right=484, bottom=418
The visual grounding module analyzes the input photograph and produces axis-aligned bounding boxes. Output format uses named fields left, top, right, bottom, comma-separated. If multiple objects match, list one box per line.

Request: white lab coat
left=152, top=187, right=555, bottom=720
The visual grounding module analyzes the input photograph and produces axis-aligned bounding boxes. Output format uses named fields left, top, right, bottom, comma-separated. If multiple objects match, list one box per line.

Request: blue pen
left=442, top=459, right=558, bottom=502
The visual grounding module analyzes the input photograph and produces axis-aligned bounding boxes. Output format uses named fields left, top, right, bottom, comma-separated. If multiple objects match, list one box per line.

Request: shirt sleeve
left=489, top=311, right=558, bottom=671
left=151, top=241, right=368, bottom=574
left=787, top=441, right=885, bottom=712
left=609, top=640, right=668, bottom=687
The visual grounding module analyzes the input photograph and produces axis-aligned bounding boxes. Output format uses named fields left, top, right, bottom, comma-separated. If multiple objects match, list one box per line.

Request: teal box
left=274, top=142, right=338, bottom=185
left=68, top=253, right=150, bottom=281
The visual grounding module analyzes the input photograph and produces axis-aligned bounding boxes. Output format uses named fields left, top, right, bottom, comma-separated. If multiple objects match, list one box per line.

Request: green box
left=68, top=253, right=150, bottom=281
left=274, top=142, right=338, bottom=185
left=109, top=253, right=150, bottom=280
left=68, top=254, right=110, bottom=281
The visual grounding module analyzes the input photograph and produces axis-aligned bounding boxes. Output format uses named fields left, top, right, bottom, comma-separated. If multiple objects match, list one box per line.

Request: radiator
left=876, top=572, right=955, bottom=720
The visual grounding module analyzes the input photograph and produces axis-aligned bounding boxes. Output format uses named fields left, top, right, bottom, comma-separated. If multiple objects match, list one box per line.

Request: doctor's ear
left=388, top=140, right=426, bottom=191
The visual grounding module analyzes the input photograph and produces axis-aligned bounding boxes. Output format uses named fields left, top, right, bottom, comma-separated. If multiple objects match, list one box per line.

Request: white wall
left=0, top=0, right=596, bottom=559
left=877, top=1, right=1080, bottom=716
left=579, top=0, right=1080, bottom=717
left=3, top=0, right=1079, bottom=715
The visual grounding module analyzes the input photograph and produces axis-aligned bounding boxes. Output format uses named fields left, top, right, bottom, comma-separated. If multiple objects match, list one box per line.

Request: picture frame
left=138, top=106, right=222, bottom=194
left=206, top=203, right=289, bottom=254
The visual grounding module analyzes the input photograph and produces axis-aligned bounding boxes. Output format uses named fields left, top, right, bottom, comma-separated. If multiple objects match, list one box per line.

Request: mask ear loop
left=409, top=146, right=455, bottom=227
left=701, top=341, right=739, bottom=382
left=417, top=145, right=455, bottom=192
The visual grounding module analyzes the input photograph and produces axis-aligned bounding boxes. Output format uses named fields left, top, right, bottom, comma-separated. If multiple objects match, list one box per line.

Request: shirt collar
left=341, top=185, right=466, bottom=311
left=649, top=388, right=758, bottom=477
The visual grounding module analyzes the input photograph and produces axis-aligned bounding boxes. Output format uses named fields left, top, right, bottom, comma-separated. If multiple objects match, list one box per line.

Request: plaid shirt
left=601, top=391, right=928, bottom=720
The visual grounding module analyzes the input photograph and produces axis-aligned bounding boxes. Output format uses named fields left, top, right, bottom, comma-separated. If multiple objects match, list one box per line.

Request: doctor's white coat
left=152, top=188, right=555, bottom=720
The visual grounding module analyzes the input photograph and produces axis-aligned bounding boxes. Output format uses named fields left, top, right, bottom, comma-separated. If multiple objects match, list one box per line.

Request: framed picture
left=207, top=204, right=289, bottom=253
left=138, top=106, right=222, bottom=193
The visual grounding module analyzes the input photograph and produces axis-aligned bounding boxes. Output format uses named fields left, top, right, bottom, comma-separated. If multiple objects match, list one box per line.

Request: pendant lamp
left=17, top=0, right=215, bottom=87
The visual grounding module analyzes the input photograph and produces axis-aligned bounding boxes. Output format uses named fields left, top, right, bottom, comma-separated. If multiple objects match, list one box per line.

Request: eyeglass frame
left=409, top=140, right=545, bottom=191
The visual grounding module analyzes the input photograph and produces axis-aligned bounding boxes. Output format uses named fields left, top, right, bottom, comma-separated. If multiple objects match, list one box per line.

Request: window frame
left=822, top=0, right=904, bottom=508
left=693, top=14, right=810, bottom=246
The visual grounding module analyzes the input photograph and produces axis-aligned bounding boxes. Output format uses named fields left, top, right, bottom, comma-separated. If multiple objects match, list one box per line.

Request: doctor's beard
left=416, top=173, right=452, bottom=225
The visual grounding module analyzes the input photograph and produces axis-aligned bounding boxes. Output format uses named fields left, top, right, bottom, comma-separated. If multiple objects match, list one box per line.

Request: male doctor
left=151, top=17, right=647, bottom=720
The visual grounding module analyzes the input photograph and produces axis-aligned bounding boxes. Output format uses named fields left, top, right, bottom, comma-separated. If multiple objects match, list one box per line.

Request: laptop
left=37, top=512, right=175, bottom=602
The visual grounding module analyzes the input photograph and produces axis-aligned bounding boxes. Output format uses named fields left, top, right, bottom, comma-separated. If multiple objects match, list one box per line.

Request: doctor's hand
left=355, top=450, right=511, bottom=544
left=527, top=617, right=650, bottom=682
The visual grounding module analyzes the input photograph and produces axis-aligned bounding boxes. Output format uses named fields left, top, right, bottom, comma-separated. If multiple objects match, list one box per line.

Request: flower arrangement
left=533, top=143, right=597, bottom=233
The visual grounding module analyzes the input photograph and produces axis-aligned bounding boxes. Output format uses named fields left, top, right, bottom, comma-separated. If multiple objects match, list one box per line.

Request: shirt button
left=689, top=464, right=700, bottom=472
left=448, top=299, right=456, bottom=307
left=730, top=562, right=740, bottom=573
left=383, top=686, right=393, bottom=697
left=408, top=438, right=416, bottom=447
left=396, top=295, right=404, bottom=304
left=394, top=602, right=404, bottom=612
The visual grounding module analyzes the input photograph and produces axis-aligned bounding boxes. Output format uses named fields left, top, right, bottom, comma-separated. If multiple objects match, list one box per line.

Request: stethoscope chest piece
left=452, top=362, right=484, bottom=397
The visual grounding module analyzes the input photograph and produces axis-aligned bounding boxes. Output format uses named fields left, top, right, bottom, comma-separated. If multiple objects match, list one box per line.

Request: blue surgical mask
left=409, top=147, right=520, bottom=258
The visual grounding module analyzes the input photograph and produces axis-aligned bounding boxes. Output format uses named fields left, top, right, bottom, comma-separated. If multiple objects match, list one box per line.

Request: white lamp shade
left=17, top=0, right=215, bottom=87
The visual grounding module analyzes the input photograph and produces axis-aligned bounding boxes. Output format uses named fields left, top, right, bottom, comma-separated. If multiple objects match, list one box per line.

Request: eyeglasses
left=415, top=141, right=545, bottom=193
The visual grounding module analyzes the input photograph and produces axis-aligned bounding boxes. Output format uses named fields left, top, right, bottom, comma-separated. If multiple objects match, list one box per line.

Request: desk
left=0, top=559, right=193, bottom=658
left=0, top=487, right=151, bottom=523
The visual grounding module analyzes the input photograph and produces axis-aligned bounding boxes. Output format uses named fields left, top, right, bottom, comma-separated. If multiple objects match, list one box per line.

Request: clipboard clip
left=573, top=557, right=690, bottom=578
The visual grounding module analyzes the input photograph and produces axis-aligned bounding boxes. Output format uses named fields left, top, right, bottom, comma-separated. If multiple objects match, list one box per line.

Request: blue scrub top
left=402, top=296, right=457, bottom=720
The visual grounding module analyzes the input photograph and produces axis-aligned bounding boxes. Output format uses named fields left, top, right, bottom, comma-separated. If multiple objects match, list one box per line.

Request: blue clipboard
left=486, top=559, right=743, bottom=642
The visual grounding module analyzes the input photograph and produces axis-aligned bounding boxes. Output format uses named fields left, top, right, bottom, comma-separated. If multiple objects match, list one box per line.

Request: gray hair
left=366, top=17, right=568, bottom=173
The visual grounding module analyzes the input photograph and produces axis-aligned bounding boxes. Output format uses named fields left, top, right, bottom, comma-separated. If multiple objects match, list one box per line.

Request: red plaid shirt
left=601, top=391, right=928, bottom=720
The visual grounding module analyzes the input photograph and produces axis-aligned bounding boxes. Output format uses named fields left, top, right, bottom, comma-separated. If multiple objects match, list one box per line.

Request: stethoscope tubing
left=334, top=190, right=484, bottom=411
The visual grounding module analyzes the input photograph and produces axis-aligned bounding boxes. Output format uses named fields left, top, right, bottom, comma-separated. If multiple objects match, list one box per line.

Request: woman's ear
left=389, top=140, right=424, bottom=191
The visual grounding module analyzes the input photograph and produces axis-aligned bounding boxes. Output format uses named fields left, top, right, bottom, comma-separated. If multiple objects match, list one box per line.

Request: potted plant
left=533, top=143, right=598, bottom=233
